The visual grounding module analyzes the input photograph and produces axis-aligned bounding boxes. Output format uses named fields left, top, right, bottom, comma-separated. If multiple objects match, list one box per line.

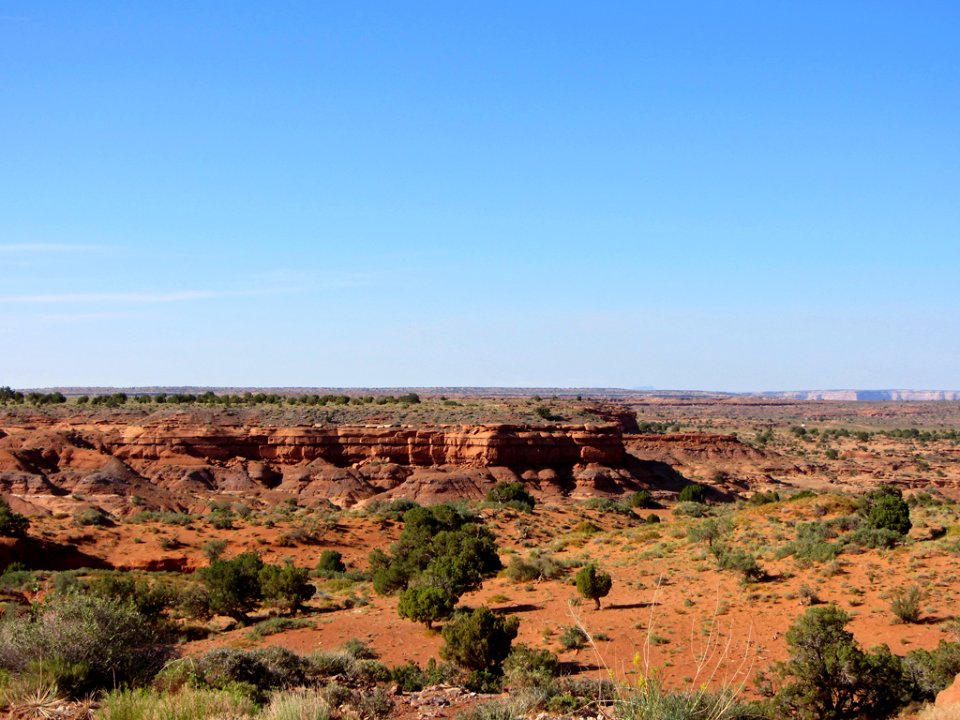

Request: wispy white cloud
left=0, top=288, right=298, bottom=304
left=246, top=268, right=375, bottom=288
left=0, top=243, right=106, bottom=254
left=35, top=311, right=140, bottom=324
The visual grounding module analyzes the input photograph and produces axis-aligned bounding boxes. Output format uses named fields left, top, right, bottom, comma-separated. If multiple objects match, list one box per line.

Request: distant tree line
left=1, top=386, right=421, bottom=408
left=0, top=387, right=66, bottom=406
left=792, top=425, right=960, bottom=444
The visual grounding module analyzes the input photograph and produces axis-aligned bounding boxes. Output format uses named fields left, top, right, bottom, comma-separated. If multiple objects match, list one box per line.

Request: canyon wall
left=0, top=417, right=634, bottom=510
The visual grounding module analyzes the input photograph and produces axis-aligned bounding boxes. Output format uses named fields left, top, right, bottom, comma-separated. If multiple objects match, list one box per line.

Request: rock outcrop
left=114, top=421, right=625, bottom=467
left=0, top=417, right=636, bottom=510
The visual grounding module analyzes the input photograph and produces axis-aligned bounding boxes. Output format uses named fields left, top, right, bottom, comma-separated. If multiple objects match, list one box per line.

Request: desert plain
left=2, top=390, right=960, bottom=719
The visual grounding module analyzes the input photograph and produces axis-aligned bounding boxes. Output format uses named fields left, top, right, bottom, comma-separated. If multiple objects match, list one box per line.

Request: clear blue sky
left=1, top=2, right=957, bottom=391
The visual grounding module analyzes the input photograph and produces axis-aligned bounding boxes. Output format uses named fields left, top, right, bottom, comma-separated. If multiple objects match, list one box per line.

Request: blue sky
left=1, top=2, right=957, bottom=391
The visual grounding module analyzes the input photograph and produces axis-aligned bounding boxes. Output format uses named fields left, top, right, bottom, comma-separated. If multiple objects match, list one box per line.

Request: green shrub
left=86, top=572, right=176, bottom=623
left=843, top=526, right=903, bottom=550
left=0, top=592, right=172, bottom=697
left=798, top=584, right=820, bottom=606
left=687, top=518, right=731, bottom=548
left=772, top=605, right=911, bottom=719
left=389, top=658, right=456, bottom=692
left=177, top=585, right=213, bottom=619
left=342, top=638, right=379, bottom=659
left=902, top=641, right=960, bottom=701
left=246, top=616, right=313, bottom=640
left=505, top=551, right=567, bottom=583
left=614, top=678, right=761, bottom=720
left=575, top=564, right=613, bottom=609
left=572, top=520, right=602, bottom=534
left=533, top=406, right=557, bottom=421
left=890, top=585, right=923, bottom=624
left=397, top=585, right=457, bottom=628
left=584, top=497, right=635, bottom=516
left=357, top=686, right=395, bottom=718
left=362, top=498, right=419, bottom=521
left=0, top=499, right=29, bottom=538
left=308, top=650, right=356, bottom=677
left=355, top=658, right=392, bottom=684
left=779, top=522, right=839, bottom=565
left=861, top=485, right=912, bottom=537
left=502, top=644, right=560, bottom=688
left=673, top=501, right=712, bottom=518
left=315, top=550, right=347, bottom=578
left=907, top=491, right=946, bottom=508
left=678, top=484, right=707, bottom=504
left=629, top=490, right=657, bottom=509
left=74, top=507, right=111, bottom=527
left=193, top=646, right=308, bottom=701
left=559, top=625, right=588, bottom=650
left=440, top=606, right=519, bottom=672
left=130, top=511, right=194, bottom=526
left=369, top=504, right=501, bottom=622
left=868, top=496, right=911, bottom=536
left=712, top=545, right=766, bottom=582
left=259, top=561, right=315, bottom=614
left=463, top=668, right=505, bottom=693
left=52, top=570, right=81, bottom=595
left=748, top=491, right=781, bottom=505
left=487, top=482, right=536, bottom=512
left=199, top=552, right=264, bottom=623
left=391, top=660, right=427, bottom=692
left=202, top=539, right=228, bottom=562
left=209, top=511, right=235, bottom=530
left=0, top=565, right=38, bottom=592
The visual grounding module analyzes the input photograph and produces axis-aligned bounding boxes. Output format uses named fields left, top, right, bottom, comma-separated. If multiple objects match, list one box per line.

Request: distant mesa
left=757, top=389, right=960, bottom=402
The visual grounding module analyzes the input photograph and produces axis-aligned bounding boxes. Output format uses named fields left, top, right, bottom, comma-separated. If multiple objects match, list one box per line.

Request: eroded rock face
left=0, top=418, right=631, bottom=510
left=114, top=422, right=625, bottom=467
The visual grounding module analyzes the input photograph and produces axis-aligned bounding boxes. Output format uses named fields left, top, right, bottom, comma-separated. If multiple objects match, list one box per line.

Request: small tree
left=440, top=606, right=519, bottom=671
left=575, top=563, right=613, bottom=609
left=773, top=605, right=910, bottom=719
left=200, top=552, right=264, bottom=623
left=865, top=488, right=911, bottom=538
left=370, top=504, right=502, bottom=624
left=0, top=498, right=29, bottom=538
left=397, top=585, right=457, bottom=628
left=259, top=561, right=315, bottom=615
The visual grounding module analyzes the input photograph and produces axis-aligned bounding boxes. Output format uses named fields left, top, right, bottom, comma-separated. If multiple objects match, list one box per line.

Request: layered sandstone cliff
left=0, top=417, right=633, bottom=511
left=113, top=421, right=625, bottom=466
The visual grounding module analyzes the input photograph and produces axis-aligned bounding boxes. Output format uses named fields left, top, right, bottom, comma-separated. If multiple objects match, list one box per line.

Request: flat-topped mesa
left=113, top=422, right=626, bottom=467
